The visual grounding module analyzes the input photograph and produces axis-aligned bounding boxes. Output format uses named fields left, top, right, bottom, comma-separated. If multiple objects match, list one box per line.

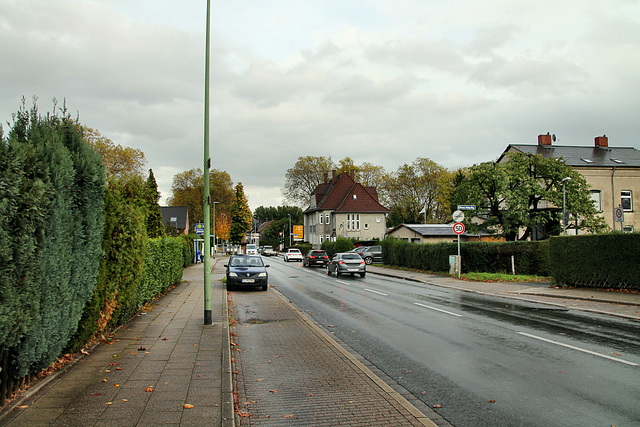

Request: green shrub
left=550, top=233, right=640, bottom=289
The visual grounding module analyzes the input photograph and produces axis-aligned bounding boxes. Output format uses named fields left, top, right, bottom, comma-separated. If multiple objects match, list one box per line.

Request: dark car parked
left=224, top=255, right=269, bottom=291
left=327, top=253, right=366, bottom=278
left=357, top=245, right=382, bottom=265
left=303, top=250, right=329, bottom=268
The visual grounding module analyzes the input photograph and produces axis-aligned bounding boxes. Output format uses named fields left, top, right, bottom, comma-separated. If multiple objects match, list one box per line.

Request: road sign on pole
left=458, top=205, right=476, bottom=210
left=452, top=210, right=465, bottom=223
left=453, top=223, right=465, bottom=235
left=614, top=207, right=624, bottom=223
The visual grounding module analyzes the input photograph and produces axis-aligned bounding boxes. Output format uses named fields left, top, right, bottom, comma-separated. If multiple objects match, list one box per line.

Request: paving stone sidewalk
left=0, top=261, right=234, bottom=427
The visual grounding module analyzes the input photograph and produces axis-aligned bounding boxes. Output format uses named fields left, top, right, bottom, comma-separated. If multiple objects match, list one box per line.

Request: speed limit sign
left=453, top=222, right=465, bottom=234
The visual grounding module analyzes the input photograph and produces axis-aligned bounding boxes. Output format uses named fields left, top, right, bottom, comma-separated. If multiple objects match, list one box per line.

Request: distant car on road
left=357, top=245, right=382, bottom=265
left=284, top=248, right=303, bottom=262
left=261, top=245, right=276, bottom=256
left=327, top=253, right=366, bottom=278
left=224, top=255, right=269, bottom=291
left=246, top=244, right=258, bottom=255
left=303, top=250, right=329, bottom=268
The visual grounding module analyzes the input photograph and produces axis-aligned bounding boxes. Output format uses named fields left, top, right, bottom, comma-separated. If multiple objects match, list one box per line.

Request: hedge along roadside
left=380, top=237, right=551, bottom=277
left=550, top=233, right=640, bottom=290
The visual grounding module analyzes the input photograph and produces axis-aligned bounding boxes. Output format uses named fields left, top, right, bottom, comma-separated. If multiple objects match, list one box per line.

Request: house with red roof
left=304, top=170, right=390, bottom=249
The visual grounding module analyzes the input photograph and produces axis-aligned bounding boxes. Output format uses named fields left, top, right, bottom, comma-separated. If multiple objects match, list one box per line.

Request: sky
left=2, top=0, right=639, bottom=212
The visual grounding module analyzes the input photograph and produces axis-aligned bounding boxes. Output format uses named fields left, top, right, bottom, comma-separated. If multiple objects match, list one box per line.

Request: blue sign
left=458, top=205, right=476, bottom=210
left=195, top=223, right=205, bottom=235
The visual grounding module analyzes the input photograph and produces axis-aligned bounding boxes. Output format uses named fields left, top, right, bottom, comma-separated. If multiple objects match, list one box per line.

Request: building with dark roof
left=304, top=170, right=390, bottom=248
left=160, top=206, right=190, bottom=234
left=498, top=134, right=640, bottom=232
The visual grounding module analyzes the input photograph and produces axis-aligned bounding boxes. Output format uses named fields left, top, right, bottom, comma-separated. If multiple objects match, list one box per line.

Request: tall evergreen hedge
left=0, top=104, right=105, bottom=377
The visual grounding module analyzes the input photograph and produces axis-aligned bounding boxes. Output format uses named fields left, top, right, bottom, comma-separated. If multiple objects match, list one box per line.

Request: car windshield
left=342, top=254, right=361, bottom=260
left=289, top=249, right=300, bottom=253
left=230, top=256, right=263, bottom=267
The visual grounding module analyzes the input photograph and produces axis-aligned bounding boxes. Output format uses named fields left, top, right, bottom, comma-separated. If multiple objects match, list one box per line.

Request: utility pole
left=203, top=0, right=212, bottom=325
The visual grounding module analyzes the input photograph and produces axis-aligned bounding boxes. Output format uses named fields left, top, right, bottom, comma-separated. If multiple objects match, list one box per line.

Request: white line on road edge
left=517, top=332, right=639, bottom=366
left=365, top=288, right=388, bottom=296
left=414, top=302, right=463, bottom=317
left=337, top=280, right=351, bottom=286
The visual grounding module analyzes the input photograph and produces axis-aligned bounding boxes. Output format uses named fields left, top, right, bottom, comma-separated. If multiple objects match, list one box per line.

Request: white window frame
left=590, top=190, right=602, bottom=211
left=621, top=190, right=633, bottom=211
left=325, top=214, right=329, bottom=224
left=319, top=213, right=324, bottom=224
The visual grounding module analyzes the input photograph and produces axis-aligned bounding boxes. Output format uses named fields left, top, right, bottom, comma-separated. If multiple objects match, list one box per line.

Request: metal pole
left=457, top=234, right=461, bottom=279
left=203, top=0, right=212, bottom=325
left=562, top=177, right=571, bottom=236
left=213, top=201, right=219, bottom=255
left=288, top=214, right=292, bottom=247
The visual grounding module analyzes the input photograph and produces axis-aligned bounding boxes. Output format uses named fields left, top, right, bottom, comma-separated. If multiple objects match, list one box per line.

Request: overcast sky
left=2, top=0, right=639, bottom=211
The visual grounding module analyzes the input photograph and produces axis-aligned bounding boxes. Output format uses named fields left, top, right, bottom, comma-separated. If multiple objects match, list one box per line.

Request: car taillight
left=338, top=260, right=345, bottom=264
left=309, top=256, right=315, bottom=259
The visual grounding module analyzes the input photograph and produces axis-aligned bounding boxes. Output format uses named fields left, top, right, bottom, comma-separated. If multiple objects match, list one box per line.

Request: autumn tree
left=455, top=153, right=608, bottom=240
left=82, top=127, right=146, bottom=178
left=216, top=212, right=231, bottom=242
left=229, top=183, right=252, bottom=244
left=282, top=156, right=334, bottom=206
left=167, top=168, right=234, bottom=228
left=383, top=158, right=451, bottom=226
left=282, top=156, right=388, bottom=207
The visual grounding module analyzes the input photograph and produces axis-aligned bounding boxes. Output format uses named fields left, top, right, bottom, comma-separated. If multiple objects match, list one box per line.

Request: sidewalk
left=1, top=260, right=637, bottom=426
left=367, top=265, right=640, bottom=320
left=0, top=260, right=234, bottom=427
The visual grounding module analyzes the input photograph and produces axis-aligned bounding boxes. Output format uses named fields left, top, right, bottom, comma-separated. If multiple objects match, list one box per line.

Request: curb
left=269, top=287, right=440, bottom=427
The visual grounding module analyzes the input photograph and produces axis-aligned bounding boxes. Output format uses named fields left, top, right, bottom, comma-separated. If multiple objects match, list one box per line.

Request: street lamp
left=202, top=0, right=212, bottom=325
left=213, top=201, right=219, bottom=255
left=288, top=214, right=292, bottom=247
left=562, top=177, right=571, bottom=235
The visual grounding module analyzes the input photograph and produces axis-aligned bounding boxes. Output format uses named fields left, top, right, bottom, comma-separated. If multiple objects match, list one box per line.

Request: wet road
left=266, top=257, right=640, bottom=427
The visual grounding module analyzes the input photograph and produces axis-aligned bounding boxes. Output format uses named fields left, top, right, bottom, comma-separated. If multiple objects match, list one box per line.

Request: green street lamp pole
left=203, top=0, right=212, bottom=325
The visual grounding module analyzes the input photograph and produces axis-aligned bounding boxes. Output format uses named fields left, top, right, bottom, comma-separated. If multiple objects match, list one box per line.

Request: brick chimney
left=323, top=173, right=328, bottom=184
left=595, top=135, right=608, bottom=148
left=538, top=133, right=552, bottom=146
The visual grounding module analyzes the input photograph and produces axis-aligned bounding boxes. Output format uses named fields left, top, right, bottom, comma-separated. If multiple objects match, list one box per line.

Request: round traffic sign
left=453, top=222, right=465, bottom=235
left=452, top=210, right=465, bottom=222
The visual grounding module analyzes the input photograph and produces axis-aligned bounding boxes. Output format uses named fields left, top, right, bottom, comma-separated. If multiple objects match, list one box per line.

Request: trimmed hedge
left=550, top=233, right=640, bottom=289
left=139, top=237, right=185, bottom=303
left=381, top=238, right=551, bottom=276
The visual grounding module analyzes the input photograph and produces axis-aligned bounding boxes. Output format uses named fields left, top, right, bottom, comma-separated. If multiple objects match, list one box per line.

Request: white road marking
left=517, top=332, right=639, bottom=366
left=337, top=280, right=351, bottom=286
left=414, top=302, right=463, bottom=317
left=365, top=288, right=388, bottom=296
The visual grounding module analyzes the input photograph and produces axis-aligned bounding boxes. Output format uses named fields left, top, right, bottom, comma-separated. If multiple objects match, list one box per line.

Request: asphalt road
left=265, top=256, right=640, bottom=427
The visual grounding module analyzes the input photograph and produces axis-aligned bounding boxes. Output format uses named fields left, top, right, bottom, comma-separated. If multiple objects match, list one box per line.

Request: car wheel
left=326, top=268, right=331, bottom=276
left=359, top=272, right=366, bottom=278
left=261, top=284, right=268, bottom=291
left=336, top=270, right=341, bottom=277
left=365, top=257, right=373, bottom=265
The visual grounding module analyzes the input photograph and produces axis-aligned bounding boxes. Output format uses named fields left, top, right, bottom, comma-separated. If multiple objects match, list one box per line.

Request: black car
left=224, top=255, right=269, bottom=291
left=357, top=245, right=382, bottom=265
left=327, top=253, right=366, bottom=278
left=303, top=250, right=329, bottom=268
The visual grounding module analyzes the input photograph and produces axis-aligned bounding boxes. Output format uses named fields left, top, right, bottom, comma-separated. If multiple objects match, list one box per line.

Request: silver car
left=327, top=253, right=366, bottom=278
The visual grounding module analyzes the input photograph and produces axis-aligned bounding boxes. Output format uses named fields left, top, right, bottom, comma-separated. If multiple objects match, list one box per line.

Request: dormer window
left=353, top=194, right=357, bottom=199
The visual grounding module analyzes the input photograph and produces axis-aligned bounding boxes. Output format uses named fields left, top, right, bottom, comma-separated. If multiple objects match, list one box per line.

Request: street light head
left=562, top=177, right=572, bottom=183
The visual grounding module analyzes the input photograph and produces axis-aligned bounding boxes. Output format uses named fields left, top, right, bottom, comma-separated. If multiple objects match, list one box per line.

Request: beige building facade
left=500, top=135, right=640, bottom=233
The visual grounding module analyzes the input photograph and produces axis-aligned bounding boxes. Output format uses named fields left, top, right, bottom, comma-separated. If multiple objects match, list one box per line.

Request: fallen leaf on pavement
left=183, top=404, right=195, bottom=409
left=145, top=387, right=154, bottom=392
left=269, top=390, right=278, bottom=393
left=80, top=349, right=89, bottom=355
left=433, top=404, right=442, bottom=408
left=113, top=384, right=120, bottom=387
left=488, top=399, right=496, bottom=403
left=17, top=405, right=28, bottom=409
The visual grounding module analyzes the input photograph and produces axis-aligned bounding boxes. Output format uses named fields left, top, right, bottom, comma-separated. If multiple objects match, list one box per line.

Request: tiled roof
left=305, top=172, right=389, bottom=214
left=500, top=145, right=640, bottom=168
left=388, top=224, right=466, bottom=236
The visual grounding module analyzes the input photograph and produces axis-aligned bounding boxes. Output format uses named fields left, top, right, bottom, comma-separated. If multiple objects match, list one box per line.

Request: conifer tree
left=229, top=183, right=252, bottom=244
left=146, top=169, right=166, bottom=238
